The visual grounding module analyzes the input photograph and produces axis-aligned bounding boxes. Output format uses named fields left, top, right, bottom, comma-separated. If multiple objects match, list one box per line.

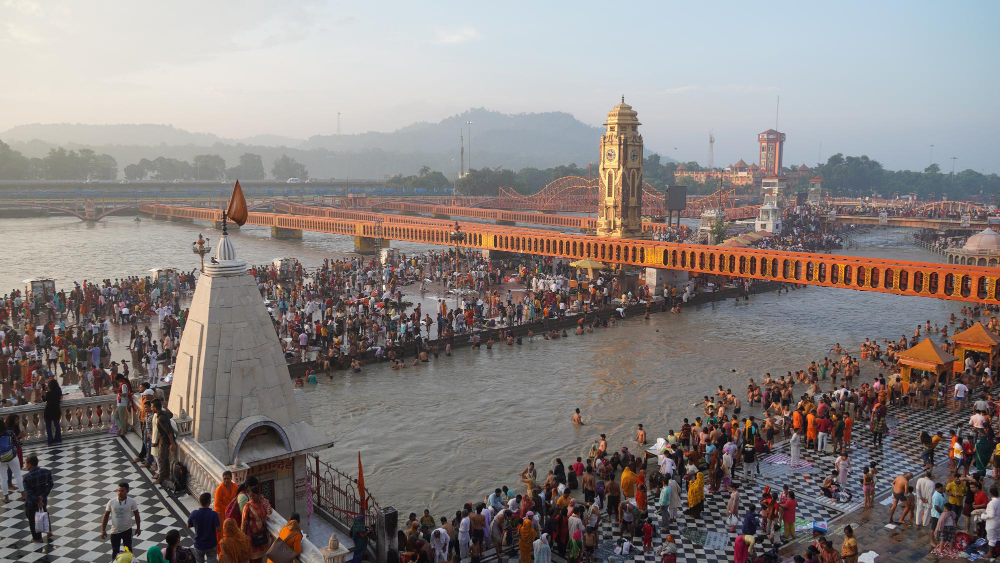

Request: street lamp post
left=375, top=218, right=384, bottom=292
left=192, top=233, right=211, bottom=272
left=449, top=222, right=467, bottom=307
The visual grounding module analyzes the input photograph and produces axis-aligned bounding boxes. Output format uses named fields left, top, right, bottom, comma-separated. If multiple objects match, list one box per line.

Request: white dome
left=963, top=228, right=1000, bottom=252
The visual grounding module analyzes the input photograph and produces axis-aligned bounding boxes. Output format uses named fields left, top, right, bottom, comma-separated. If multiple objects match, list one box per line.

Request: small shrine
left=896, top=337, right=959, bottom=388
left=952, top=322, right=1000, bottom=373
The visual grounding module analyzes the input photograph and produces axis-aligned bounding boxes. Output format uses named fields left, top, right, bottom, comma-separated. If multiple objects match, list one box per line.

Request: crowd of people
left=9, top=218, right=1000, bottom=562
left=0, top=271, right=191, bottom=407
left=251, top=250, right=660, bottom=375
left=390, top=303, right=1000, bottom=563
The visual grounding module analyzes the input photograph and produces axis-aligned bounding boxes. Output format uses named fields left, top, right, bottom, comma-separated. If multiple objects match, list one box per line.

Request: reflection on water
left=0, top=218, right=959, bottom=513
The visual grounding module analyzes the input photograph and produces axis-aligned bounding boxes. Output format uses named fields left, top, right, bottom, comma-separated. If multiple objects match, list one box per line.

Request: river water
left=0, top=216, right=963, bottom=514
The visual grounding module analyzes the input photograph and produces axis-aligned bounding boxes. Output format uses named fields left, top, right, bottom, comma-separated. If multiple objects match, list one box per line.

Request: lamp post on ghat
left=192, top=233, right=211, bottom=272
left=375, top=218, right=384, bottom=293
left=449, top=221, right=466, bottom=308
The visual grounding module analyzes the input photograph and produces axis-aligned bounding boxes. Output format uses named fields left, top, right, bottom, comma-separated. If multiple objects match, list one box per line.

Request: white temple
left=168, top=228, right=332, bottom=516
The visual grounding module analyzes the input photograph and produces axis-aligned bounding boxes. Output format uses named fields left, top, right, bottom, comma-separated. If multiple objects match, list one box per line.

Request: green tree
left=192, top=154, right=227, bottom=180
left=384, top=167, right=451, bottom=192
left=148, top=157, right=194, bottom=180
left=226, top=153, right=266, bottom=180
left=91, top=154, right=119, bottom=180
left=42, top=148, right=84, bottom=180
left=123, top=163, right=146, bottom=182
left=514, top=167, right=551, bottom=194
left=0, top=139, right=31, bottom=180
left=271, top=154, right=308, bottom=181
left=709, top=215, right=727, bottom=244
left=455, top=167, right=516, bottom=196
left=924, top=163, right=941, bottom=174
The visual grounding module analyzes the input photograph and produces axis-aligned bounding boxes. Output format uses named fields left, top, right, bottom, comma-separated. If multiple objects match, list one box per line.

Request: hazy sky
left=2, top=0, right=997, bottom=172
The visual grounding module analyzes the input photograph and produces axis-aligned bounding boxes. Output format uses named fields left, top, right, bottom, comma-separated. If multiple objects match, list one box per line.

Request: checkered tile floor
left=0, top=435, right=194, bottom=563
left=571, top=399, right=982, bottom=563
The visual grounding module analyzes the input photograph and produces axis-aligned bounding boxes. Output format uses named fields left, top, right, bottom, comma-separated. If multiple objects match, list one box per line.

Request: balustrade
left=3, top=395, right=118, bottom=444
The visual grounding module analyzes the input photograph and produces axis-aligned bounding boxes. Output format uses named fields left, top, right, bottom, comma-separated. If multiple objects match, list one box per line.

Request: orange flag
left=358, top=452, right=367, bottom=511
left=226, top=180, right=249, bottom=226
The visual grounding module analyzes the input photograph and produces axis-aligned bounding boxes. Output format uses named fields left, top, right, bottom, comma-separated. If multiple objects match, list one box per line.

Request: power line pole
left=951, top=156, right=958, bottom=175
left=929, top=144, right=934, bottom=166
left=707, top=131, right=714, bottom=170
left=775, top=95, right=780, bottom=131
left=466, top=121, right=473, bottom=171
left=460, top=132, right=465, bottom=178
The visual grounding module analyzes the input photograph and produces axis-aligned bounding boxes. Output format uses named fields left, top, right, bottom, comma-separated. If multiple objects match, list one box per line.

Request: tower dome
left=963, top=228, right=1000, bottom=252
left=605, top=96, right=640, bottom=126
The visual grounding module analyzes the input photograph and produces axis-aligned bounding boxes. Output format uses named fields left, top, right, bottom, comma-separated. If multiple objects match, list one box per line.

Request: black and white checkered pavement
left=0, top=435, right=193, bottom=563
left=577, top=397, right=983, bottom=562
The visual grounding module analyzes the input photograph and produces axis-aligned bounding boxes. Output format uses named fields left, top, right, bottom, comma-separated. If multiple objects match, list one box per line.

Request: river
left=0, top=216, right=962, bottom=514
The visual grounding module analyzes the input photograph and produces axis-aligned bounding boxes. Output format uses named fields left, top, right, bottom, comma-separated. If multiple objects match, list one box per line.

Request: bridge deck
left=140, top=203, right=1000, bottom=304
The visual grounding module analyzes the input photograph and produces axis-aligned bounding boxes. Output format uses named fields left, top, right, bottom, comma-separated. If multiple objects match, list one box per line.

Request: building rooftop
left=962, top=228, right=1000, bottom=253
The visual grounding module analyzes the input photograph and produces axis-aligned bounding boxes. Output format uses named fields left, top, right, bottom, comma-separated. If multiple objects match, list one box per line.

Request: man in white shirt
left=954, top=381, right=970, bottom=411
left=914, top=474, right=936, bottom=527
left=101, top=482, right=141, bottom=561
left=659, top=454, right=676, bottom=479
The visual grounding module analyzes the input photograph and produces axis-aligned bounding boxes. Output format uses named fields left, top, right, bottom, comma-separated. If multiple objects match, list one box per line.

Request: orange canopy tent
left=896, top=337, right=959, bottom=387
left=952, top=322, right=1000, bottom=373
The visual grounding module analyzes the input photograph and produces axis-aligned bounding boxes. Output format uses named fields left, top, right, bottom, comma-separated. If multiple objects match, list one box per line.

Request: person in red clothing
left=641, top=519, right=654, bottom=551
left=817, top=416, right=832, bottom=452
left=780, top=491, right=798, bottom=540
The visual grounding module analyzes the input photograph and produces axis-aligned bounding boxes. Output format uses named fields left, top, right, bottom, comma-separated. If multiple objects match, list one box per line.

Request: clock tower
left=597, top=97, right=644, bottom=238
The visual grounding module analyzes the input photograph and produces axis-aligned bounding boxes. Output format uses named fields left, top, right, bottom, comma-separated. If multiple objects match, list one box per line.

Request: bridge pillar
left=213, top=221, right=240, bottom=230
left=496, top=219, right=516, bottom=226
left=168, top=216, right=194, bottom=223
left=271, top=227, right=302, bottom=240
left=354, top=236, right=389, bottom=254
left=432, top=213, right=451, bottom=219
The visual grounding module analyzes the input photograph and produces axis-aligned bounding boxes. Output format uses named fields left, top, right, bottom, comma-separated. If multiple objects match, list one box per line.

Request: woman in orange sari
left=240, top=488, right=273, bottom=563
left=518, top=517, right=537, bottom=563
left=214, top=471, right=239, bottom=552
left=220, top=518, right=251, bottom=563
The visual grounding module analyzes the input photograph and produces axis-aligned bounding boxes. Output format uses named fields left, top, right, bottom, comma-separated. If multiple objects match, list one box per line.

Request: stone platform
left=0, top=434, right=195, bottom=563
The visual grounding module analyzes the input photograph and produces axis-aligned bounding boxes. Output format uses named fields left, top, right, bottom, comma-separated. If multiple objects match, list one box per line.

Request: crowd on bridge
left=748, top=210, right=846, bottom=253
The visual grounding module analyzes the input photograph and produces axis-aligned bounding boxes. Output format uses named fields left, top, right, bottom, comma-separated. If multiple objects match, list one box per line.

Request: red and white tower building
left=757, top=129, right=786, bottom=177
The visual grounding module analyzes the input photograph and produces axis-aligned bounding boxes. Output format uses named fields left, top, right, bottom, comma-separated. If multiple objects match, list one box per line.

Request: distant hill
left=1, top=110, right=673, bottom=178
left=0, top=123, right=234, bottom=147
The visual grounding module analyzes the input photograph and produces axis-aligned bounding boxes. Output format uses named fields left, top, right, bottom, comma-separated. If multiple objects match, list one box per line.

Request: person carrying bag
left=266, top=513, right=304, bottom=563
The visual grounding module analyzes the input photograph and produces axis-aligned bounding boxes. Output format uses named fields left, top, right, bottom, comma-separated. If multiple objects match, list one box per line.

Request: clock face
left=605, top=148, right=616, bottom=162
left=629, top=149, right=639, bottom=162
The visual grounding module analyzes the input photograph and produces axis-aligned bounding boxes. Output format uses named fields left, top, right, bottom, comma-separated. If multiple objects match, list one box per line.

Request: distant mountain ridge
left=1, top=109, right=673, bottom=178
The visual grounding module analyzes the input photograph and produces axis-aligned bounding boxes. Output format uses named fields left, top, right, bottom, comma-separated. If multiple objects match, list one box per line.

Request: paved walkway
left=0, top=434, right=194, bottom=563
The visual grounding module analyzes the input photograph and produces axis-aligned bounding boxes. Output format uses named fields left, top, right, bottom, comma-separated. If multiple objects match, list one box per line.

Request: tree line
left=812, top=154, right=999, bottom=201
left=454, top=155, right=696, bottom=196
left=0, top=140, right=311, bottom=182
left=2, top=137, right=998, bottom=202
left=0, top=141, right=119, bottom=181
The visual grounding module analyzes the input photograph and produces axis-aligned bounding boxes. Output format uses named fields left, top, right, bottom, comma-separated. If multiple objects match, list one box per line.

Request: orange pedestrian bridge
left=140, top=203, right=1000, bottom=304
left=828, top=215, right=992, bottom=230
left=280, top=201, right=755, bottom=232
